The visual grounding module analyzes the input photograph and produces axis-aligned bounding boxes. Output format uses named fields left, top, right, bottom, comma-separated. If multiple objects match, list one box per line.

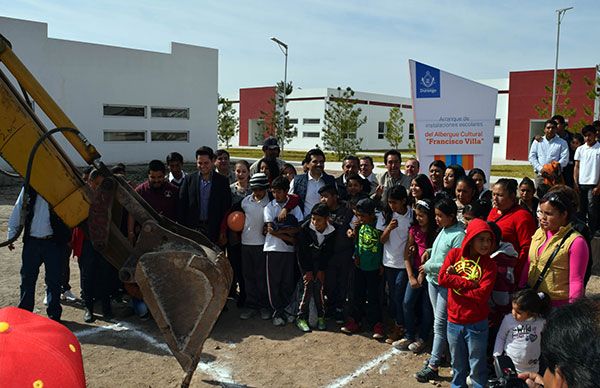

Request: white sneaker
left=62, top=290, right=77, bottom=302
left=43, top=294, right=48, bottom=306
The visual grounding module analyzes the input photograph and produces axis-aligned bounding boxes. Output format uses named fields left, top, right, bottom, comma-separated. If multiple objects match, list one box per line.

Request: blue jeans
left=403, top=278, right=433, bottom=341
left=19, top=238, right=63, bottom=320
left=384, top=267, right=408, bottom=326
left=428, top=282, right=448, bottom=367
left=447, top=319, right=489, bottom=388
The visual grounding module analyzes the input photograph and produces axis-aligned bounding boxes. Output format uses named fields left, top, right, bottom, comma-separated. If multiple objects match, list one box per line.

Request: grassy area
left=490, top=165, right=535, bottom=179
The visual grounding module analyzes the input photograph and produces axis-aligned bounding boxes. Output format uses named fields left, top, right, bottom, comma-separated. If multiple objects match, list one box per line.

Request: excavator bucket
left=87, top=175, right=233, bottom=385
left=133, top=221, right=232, bottom=375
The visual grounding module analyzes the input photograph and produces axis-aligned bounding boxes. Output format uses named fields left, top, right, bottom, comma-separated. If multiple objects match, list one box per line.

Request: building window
left=378, top=122, right=386, bottom=139
left=303, top=118, right=320, bottom=125
left=289, top=118, right=298, bottom=124
left=151, top=131, right=190, bottom=142
left=103, top=131, right=146, bottom=142
left=302, top=132, right=320, bottom=138
left=494, top=136, right=500, bottom=144
left=409, top=123, right=415, bottom=140
left=495, top=118, right=501, bottom=126
left=401, top=104, right=412, bottom=109
left=103, top=105, right=146, bottom=117
left=151, top=107, right=190, bottom=119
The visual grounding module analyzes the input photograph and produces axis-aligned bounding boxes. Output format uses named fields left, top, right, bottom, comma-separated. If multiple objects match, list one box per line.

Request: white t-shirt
left=493, top=313, right=546, bottom=374
left=574, top=142, right=600, bottom=185
left=376, top=207, right=413, bottom=269
left=263, top=199, right=304, bottom=252
left=240, top=194, right=270, bottom=245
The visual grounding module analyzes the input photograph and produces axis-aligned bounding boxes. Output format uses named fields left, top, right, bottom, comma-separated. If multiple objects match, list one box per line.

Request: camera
left=487, top=355, right=528, bottom=388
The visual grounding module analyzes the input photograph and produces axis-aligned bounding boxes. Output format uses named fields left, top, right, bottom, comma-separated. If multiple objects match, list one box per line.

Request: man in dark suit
left=335, top=155, right=369, bottom=200
left=178, top=146, right=232, bottom=245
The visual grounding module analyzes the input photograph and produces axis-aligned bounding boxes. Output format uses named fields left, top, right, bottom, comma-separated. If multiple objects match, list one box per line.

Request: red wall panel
left=506, top=67, right=596, bottom=160
left=238, top=87, right=276, bottom=146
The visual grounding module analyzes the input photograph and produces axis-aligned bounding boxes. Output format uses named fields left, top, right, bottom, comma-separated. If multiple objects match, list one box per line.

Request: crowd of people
left=7, top=116, right=600, bottom=387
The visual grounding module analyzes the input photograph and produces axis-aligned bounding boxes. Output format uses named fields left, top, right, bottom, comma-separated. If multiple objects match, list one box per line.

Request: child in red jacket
left=438, top=218, right=498, bottom=388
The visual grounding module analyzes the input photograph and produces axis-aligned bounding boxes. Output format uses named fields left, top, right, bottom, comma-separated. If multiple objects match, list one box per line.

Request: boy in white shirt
left=264, top=176, right=303, bottom=326
left=573, top=124, right=600, bottom=236
left=376, top=185, right=412, bottom=344
left=239, top=173, right=271, bottom=320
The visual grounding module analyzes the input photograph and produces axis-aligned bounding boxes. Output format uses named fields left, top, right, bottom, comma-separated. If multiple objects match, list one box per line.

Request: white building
left=0, top=16, right=217, bottom=165
left=232, top=85, right=510, bottom=158
left=233, top=87, right=415, bottom=151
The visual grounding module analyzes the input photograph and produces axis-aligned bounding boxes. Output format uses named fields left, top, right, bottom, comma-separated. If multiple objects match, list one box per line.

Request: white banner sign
left=409, top=60, right=497, bottom=179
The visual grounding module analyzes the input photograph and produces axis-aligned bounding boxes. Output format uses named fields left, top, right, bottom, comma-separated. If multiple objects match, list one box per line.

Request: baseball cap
left=0, top=307, right=86, bottom=387
left=356, top=198, right=377, bottom=215
left=263, top=137, right=279, bottom=149
left=249, top=173, right=269, bottom=190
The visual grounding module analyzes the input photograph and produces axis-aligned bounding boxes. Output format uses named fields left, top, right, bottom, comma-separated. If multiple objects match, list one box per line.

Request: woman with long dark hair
left=409, top=173, right=435, bottom=207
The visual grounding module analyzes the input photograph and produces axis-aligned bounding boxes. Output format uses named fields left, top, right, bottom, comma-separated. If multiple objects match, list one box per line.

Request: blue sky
left=1, top=0, right=598, bottom=99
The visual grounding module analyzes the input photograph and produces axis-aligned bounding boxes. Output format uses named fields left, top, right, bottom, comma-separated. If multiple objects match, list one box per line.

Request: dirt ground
left=1, top=183, right=599, bottom=388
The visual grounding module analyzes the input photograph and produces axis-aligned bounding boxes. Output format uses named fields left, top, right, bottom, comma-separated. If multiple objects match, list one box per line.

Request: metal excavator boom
left=0, top=36, right=232, bottom=387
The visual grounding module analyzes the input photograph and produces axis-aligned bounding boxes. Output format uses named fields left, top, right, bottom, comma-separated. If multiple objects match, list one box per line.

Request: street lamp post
left=270, top=37, right=288, bottom=144
left=551, top=7, right=573, bottom=117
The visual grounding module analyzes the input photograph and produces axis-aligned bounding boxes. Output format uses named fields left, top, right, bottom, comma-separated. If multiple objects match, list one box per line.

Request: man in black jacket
left=295, top=203, right=336, bottom=332
left=178, top=146, right=232, bottom=245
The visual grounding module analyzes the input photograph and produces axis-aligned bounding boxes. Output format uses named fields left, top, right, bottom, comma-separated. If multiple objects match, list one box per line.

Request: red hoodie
left=438, top=218, right=498, bottom=325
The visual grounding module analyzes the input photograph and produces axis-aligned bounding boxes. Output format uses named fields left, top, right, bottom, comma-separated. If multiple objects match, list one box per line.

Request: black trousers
left=241, top=244, right=268, bottom=309
left=227, top=242, right=246, bottom=305
left=265, top=251, right=295, bottom=313
left=299, top=276, right=325, bottom=320
left=324, top=250, right=354, bottom=312
left=78, top=239, right=112, bottom=309
left=19, top=237, right=64, bottom=320
left=350, top=267, right=382, bottom=327
left=59, top=244, right=72, bottom=292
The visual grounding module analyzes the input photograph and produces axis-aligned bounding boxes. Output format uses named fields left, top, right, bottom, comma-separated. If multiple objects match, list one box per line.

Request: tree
left=534, top=70, right=576, bottom=121
left=534, top=69, right=600, bottom=132
left=321, top=87, right=366, bottom=160
left=217, top=96, right=239, bottom=149
left=385, top=106, right=405, bottom=149
left=257, top=81, right=297, bottom=152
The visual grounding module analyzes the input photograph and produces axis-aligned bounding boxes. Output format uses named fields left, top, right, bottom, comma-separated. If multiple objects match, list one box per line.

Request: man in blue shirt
left=528, top=119, right=569, bottom=189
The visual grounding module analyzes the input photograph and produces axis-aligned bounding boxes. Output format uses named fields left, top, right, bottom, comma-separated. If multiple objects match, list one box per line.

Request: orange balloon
left=227, top=211, right=245, bottom=232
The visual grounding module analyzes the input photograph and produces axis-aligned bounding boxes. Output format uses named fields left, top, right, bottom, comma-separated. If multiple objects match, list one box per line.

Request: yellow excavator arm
left=0, top=35, right=232, bottom=387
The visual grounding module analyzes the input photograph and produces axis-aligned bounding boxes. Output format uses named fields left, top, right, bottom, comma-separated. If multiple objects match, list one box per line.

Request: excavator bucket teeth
left=135, top=248, right=232, bottom=373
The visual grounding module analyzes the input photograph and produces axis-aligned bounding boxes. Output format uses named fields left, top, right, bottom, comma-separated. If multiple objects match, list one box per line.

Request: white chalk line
left=72, top=320, right=237, bottom=384
left=74, top=321, right=405, bottom=387
left=325, top=348, right=402, bottom=388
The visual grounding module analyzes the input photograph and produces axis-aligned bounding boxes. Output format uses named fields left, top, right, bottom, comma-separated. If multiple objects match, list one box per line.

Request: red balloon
left=227, top=211, right=245, bottom=232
